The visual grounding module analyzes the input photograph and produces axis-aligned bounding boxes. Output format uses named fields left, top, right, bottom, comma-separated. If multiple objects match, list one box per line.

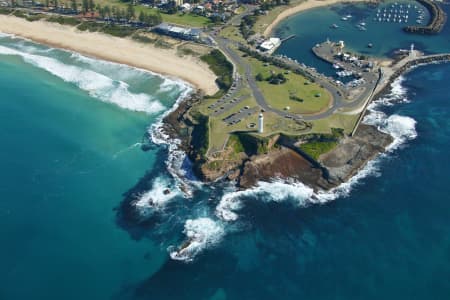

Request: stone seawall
left=375, top=54, right=450, bottom=100
left=403, top=0, right=447, bottom=34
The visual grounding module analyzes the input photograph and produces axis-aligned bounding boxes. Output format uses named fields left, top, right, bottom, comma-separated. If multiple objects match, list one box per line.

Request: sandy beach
left=264, top=0, right=373, bottom=37
left=0, top=15, right=219, bottom=95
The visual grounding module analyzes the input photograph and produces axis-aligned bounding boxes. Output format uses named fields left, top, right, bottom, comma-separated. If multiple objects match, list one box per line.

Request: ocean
left=1, top=1, right=450, bottom=298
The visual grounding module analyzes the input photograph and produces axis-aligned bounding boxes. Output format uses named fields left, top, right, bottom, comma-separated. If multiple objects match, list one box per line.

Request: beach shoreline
left=0, top=15, right=219, bottom=95
left=263, top=0, right=376, bottom=37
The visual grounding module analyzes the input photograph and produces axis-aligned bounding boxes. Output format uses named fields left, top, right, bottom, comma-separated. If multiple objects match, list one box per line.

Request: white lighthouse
left=410, top=43, right=415, bottom=58
left=258, top=113, right=264, bottom=134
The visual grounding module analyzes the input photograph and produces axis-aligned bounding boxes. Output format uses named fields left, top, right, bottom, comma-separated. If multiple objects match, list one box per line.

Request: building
left=259, top=37, right=281, bottom=53
left=154, top=23, right=202, bottom=41
left=258, top=113, right=264, bottom=134
left=180, top=3, right=191, bottom=11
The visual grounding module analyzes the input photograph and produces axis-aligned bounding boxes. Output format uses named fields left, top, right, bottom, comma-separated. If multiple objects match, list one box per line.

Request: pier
left=351, top=52, right=450, bottom=136
left=281, top=34, right=296, bottom=43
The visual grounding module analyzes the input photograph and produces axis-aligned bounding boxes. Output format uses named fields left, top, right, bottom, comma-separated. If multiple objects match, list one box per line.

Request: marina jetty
left=404, top=0, right=447, bottom=34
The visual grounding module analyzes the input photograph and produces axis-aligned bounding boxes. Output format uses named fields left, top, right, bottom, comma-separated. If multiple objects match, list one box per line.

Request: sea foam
left=215, top=76, right=418, bottom=221
left=0, top=44, right=165, bottom=114
left=169, top=217, right=225, bottom=262
left=149, top=84, right=202, bottom=198
left=133, top=176, right=181, bottom=218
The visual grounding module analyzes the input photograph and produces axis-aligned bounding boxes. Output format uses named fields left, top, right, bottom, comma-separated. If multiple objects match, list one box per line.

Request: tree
left=88, top=0, right=94, bottom=12
left=255, top=73, right=265, bottom=81
left=70, top=0, right=76, bottom=12
left=82, top=0, right=88, bottom=13
left=54, top=0, right=58, bottom=9
left=127, top=4, right=135, bottom=20
left=138, top=10, right=145, bottom=23
left=99, top=6, right=105, bottom=18
left=45, top=0, right=49, bottom=7
left=104, top=5, right=110, bottom=17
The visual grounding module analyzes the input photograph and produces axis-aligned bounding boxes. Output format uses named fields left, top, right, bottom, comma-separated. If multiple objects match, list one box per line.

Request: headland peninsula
left=0, top=0, right=448, bottom=193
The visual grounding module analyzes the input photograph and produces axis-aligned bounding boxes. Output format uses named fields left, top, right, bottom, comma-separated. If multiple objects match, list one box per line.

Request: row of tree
left=42, top=0, right=94, bottom=13
left=41, top=0, right=162, bottom=25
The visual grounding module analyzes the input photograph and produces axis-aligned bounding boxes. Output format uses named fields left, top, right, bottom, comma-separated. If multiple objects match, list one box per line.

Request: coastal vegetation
left=201, top=49, right=233, bottom=96
left=297, top=128, right=344, bottom=160
left=4, top=0, right=443, bottom=191
left=190, top=114, right=210, bottom=159
left=299, top=140, right=338, bottom=160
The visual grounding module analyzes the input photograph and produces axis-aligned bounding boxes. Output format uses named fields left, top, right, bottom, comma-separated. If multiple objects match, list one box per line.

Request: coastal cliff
left=161, top=98, right=393, bottom=191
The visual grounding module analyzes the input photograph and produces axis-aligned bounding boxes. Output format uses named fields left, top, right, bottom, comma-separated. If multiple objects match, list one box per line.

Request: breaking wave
left=150, top=85, right=201, bottom=198
left=216, top=181, right=314, bottom=221
left=133, top=176, right=181, bottom=218
left=169, top=217, right=225, bottom=262
left=216, top=76, right=418, bottom=221
left=0, top=44, right=165, bottom=114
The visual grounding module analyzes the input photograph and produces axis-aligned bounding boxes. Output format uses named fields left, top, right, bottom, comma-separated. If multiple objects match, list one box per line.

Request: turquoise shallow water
left=2, top=2, right=450, bottom=298
left=0, top=37, right=188, bottom=299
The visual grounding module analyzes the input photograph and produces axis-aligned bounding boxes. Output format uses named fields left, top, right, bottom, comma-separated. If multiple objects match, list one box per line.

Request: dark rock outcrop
left=320, top=124, right=393, bottom=184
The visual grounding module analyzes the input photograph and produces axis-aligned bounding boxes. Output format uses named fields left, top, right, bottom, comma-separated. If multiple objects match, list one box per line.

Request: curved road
left=215, top=35, right=378, bottom=122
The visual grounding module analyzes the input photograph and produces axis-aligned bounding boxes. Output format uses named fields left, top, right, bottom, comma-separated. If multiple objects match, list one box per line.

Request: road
left=210, top=9, right=386, bottom=124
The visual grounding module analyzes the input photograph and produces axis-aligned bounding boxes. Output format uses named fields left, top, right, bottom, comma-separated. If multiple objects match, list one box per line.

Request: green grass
left=227, top=134, right=246, bottom=154
left=77, top=21, right=105, bottom=31
left=310, top=113, right=359, bottom=135
left=0, top=8, right=12, bottom=14
left=299, top=140, right=338, bottom=160
left=93, top=0, right=211, bottom=27
left=248, top=57, right=332, bottom=115
left=25, top=14, right=47, bottom=22
left=46, top=15, right=82, bottom=26
left=159, top=11, right=210, bottom=27
left=219, top=25, right=247, bottom=44
left=190, top=114, right=210, bottom=158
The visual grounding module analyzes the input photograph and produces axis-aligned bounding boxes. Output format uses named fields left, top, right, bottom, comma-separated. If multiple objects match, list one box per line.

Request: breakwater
left=404, top=0, right=447, bottom=34
left=375, top=53, right=450, bottom=99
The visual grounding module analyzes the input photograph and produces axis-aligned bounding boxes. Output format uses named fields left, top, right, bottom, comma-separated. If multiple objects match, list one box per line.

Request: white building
left=181, top=3, right=191, bottom=11
left=259, top=37, right=281, bottom=52
left=258, top=113, right=264, bottom=134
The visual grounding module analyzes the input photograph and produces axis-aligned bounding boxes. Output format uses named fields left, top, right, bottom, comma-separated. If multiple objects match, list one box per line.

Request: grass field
left=247, top=57, right=332, bottom=115
left=88, top=0, right=211, bottom=27
left=309, top=113, right=359, bottom=134
left=219, top=25, right=247, bottom=44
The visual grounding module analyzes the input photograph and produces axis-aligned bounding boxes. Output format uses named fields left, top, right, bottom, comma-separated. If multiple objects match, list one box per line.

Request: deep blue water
left=2, top=3, right=450, bottom=299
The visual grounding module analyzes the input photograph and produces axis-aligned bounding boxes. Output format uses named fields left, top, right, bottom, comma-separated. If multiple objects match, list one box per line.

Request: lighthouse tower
left=258, top=113, right=264, bottom=134
left=410, top=43, right=415, bottom=58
